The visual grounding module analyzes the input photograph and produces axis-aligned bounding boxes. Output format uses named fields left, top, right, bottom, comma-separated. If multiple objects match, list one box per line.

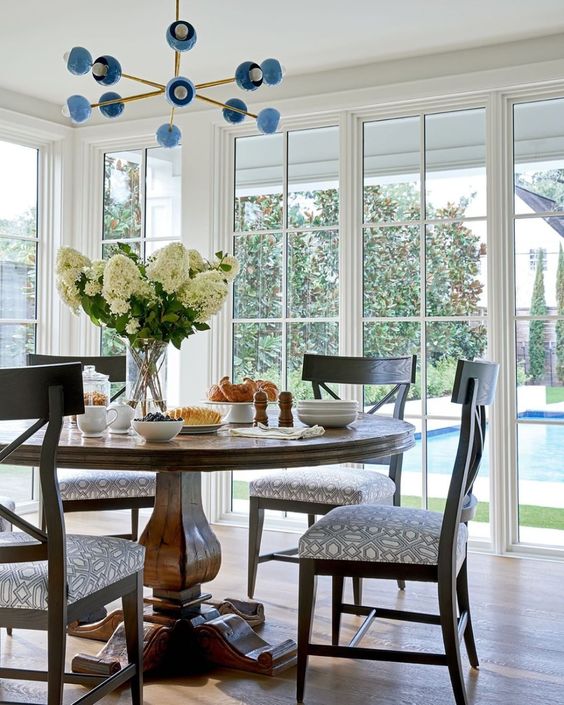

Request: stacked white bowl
left=296, top=399, right=359, bottom=428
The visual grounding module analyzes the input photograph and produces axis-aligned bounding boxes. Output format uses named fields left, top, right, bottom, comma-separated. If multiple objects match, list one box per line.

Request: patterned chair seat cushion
left=249, top=466, right=395, bottom=506
left=299, top=504, right=468, bottom=572
left=58, top=469, right=156, bottom=502
left=0, top=532, right=145, bottom=610
left=0, top=497, right=16, bottom=533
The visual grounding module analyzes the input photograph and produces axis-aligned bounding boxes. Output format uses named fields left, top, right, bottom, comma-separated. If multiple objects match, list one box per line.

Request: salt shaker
left=278, top=391, right=294, bottom=427
left=253, top=389, right=269, bottom=426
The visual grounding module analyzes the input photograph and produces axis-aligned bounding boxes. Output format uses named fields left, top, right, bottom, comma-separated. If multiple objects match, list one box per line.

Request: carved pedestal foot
left=194, top=613, right=296, bottom=676
left=205, top=598, right=265, bottom=627
left=68, top=609, right=125, bottom=641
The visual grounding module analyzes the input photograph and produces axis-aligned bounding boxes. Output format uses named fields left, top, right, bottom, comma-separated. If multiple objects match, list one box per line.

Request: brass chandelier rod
left=91, top=89, right=164, bottom=109
left=122, top=73, right=165, bottom=90
left=195, top=77, right=236, bottom=90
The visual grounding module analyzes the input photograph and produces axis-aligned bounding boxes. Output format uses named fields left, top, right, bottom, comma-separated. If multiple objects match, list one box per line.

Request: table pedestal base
left=70, top=599, right=296, bottom=677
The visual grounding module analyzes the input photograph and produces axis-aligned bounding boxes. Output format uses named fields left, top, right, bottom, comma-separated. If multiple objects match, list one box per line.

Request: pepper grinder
left=253, top=389, right=269, bottom=427
left=278, top=391, right=294, bottom=427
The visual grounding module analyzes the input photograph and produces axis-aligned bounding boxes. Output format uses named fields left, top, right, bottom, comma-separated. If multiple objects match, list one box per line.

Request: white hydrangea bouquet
left=56, top=242, right=239, bottom=413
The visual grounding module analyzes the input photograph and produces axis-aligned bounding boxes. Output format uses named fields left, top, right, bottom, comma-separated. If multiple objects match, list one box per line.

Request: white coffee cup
left=77, top=406, right=118, bottom=438
left=107, top=399, right=136, bottom=434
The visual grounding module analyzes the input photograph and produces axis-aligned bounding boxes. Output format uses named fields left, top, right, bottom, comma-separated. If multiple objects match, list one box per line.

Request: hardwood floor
left=1, top=509, right=563, bottom=704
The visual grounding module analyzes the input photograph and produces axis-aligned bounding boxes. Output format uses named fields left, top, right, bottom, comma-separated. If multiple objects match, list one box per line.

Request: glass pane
left=233, top=232, right=283, bottom=319
left=102, top=241, right=142, bottom=259
left=363, top=321, right=421, bottom=408
left=0, top=238, right=36, bottom=319
left=101, top=328, right=126, bottom=357
left=0, top=141, right=37, bottom=237
left=426, top=321, right=487, bottom=415
left=145, top=240, right=176, bottom=257
left=518, top=423, right=564, bottom=546
left=146, top=148, right=181, bottom=239
left=397, top=421, right=423, bottom=507
left=364, top=116, right=420, bottom=223
left=287, top=230, right=339, bottom=317
left=288, top=127, right=339, bottom=228
left=235, top=134, right=283, bottom=232
left=103, top=151, right=142, bottom=240
left=287, top=322, right=339, bottom=398
left=363, top=225, right=420, bottom=317
left=514, top=219, right=563, bottom=316
left=515, top=320, right=564, bottom=414
left=425, top=109, right=486, bottom=219
left=426, top=419, right=490, bottom=539
left=233, top=322, right=282, bottom=387
left=426, top=220, right=487, bottom=316
left=514, top=98, right=564, bottom=215
left=0, top=323, right=35, bottom=367
left=0, top=466, right=34, bottom=503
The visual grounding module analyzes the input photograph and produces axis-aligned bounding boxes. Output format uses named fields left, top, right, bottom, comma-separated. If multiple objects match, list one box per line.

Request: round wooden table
left=0, top=413, right=414, bottom=675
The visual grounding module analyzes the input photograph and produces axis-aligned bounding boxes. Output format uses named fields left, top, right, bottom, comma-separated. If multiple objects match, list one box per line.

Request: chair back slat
left=27, top=354, right=126, bottom=383
left=302, top=354, right=416, bottom=387
left=0, top=363, right=84, bottom=420
left=438, top=359, right=499, bottom=574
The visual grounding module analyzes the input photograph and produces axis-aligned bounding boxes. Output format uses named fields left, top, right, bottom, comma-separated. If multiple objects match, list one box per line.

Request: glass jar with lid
left=82, top=365, right=110, bottom=407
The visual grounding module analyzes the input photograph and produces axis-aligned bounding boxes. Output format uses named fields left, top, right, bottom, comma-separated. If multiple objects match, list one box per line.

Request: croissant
left=168, top=406, right=223, bottom=425
left=207, top=383, right=227, bottom=402
left=219, top=376, right=256, bottom=402
left=256, top=379, right=279, bottom=401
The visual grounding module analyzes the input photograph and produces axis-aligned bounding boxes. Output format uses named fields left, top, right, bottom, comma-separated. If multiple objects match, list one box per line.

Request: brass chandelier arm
left=169, top=107, right=176, bottom=128
left=195, top=77, right=236, bottom=90
left=91, top=89, right=164, bottom=109
left=121, top=73, right=166, bottom=90
left=196, top=93, right=258, bottom=118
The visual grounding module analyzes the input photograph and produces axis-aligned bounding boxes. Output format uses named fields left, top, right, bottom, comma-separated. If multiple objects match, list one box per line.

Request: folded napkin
left=226, top=423, right=325, bottom=440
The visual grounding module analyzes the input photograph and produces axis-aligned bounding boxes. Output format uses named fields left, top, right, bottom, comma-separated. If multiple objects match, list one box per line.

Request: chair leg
left=307, top=514, right=316, bottom=528
left=332, top=575, right=344, bottom=646
left=438, top=574, right=468, bottom=705
left=397, top=578, right=406, bottom=591
left=47, top=610, right=66, bottom=705
left=457, top=559, right=479, bottom=668
left=6, top=627, right=12, bottom=636
left=352, top=577, right=363, bottom=606
left=131, top=508, right=139, bottom=541
left=122, top=573, right=144, bottom=705
left=297, top=559, right=317, bottom=704
left=248, top=498, right=265, bottom=599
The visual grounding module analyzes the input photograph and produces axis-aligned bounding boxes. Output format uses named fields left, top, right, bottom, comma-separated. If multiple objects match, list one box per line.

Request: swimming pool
left=403, top=422, right=564, bottom=483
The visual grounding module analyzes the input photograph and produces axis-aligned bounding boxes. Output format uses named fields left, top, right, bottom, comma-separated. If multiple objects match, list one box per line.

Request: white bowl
left=297, top=399, right=358, bottom=409
left=132, top=419, right=183, bottom=442
left=297, top=409, right=358, bottom=428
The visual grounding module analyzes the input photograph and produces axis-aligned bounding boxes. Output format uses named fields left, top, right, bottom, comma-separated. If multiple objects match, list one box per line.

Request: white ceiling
left=2, top=0, right=564, bottom=111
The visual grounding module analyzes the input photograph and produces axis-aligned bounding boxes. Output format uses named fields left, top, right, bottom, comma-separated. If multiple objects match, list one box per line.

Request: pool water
left=402, top=423, right=564, bottom=483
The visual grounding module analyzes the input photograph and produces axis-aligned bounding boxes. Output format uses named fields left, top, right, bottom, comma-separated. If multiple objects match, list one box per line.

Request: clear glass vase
left=126, top=339, right=168, bottom=417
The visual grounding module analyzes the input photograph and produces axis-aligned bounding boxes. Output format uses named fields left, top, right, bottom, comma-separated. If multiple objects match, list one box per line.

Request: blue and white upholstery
left=0, top=533, right=145, bottom=610
left=58, top=470, right=156, bottom=501
left=249, top=467, right=395, bottom=506
left=299, top=504, right=468, bottom=573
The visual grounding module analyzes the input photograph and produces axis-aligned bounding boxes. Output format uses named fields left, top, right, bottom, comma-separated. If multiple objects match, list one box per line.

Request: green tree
left=556, top=243, right=564, bottom=383
left=529, top=249, right=547, bottom=382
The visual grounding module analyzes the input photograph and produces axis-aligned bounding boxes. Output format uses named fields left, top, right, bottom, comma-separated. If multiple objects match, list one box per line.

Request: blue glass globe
left=235, top=61, right=263, bottom=91
left=66, top=95, right=92, bottom=124
left=156, top=123, right=182, bottom=148
left=222, top=98, right=247, bottom=124
left=92, top=55, right=122, bottom=86
left=165, top=76, right=196, bottom=108
left=261, top=58, right=283, bottom=86
left=256, top=107, right=280, bottom=134
left=99, top=92, right=124, bottom=119
left=66, top=47, right=92, bottom=76
left=166, top=21, right=197, bottom=52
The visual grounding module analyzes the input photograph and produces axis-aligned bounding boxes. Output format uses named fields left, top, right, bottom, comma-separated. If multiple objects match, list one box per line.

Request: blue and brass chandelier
left=63, top=0, right=283, bottom=147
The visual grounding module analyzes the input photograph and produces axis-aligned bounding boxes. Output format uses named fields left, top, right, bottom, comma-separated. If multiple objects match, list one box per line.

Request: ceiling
left=2, top=0, right=564, bottom=113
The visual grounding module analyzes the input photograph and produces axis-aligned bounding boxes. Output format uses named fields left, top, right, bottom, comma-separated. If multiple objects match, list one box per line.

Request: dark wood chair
left=27, top=354, right=155, bottom=540
left=296, top=359, right=499, bottom=705
left=0, top=362, right=143, bottom=705
left=248, top=354, right=417, bottom=600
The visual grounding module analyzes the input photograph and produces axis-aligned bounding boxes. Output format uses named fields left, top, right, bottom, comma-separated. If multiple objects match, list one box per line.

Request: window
left=0, top=138, right=39, bottom=504
left=514, top=97, right=564, bottom=547
left=363, top=109, right=489, bottom=537
left=231, top=126, right=339, bottom=512
left=101, top=147, right=182, bottom=403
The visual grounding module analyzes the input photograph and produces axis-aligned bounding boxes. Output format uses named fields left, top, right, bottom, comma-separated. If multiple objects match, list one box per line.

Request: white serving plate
left=297, top=399, right=358, bottom=407
left=179, top=423, right=226, bottom=435
left=297, top=411, right=358, bottom=428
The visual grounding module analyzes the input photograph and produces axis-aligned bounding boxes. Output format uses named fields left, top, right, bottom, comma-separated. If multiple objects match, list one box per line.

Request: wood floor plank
left=0, top=509, right=562, bottom=704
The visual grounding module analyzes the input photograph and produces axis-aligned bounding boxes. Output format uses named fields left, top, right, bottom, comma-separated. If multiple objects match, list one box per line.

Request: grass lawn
left=232, top=480, right=564, bottom=530
left=546, top=386, right=564, bottom=404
